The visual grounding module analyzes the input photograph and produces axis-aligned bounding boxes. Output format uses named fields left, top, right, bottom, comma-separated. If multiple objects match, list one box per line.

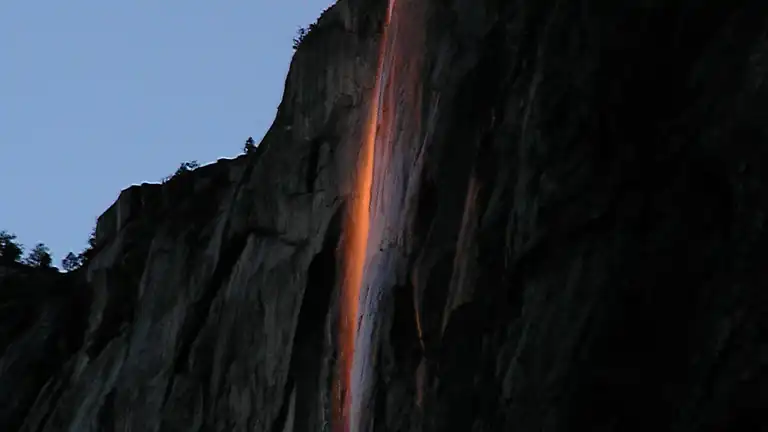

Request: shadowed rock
left=1, top=0, right=767, bottom=431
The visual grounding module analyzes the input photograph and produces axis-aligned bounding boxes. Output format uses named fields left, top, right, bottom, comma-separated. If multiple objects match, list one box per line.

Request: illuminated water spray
left=333, top=2, right=396, bottom=432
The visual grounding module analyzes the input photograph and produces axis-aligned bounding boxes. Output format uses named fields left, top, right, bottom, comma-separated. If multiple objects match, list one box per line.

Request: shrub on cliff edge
left=161, top=160, right=200, bottom=183
left=174, top=160, right=200, bottom=176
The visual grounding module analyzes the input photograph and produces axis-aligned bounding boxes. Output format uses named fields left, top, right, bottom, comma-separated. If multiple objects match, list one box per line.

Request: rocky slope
left=2, top=0, right=767, bottom=430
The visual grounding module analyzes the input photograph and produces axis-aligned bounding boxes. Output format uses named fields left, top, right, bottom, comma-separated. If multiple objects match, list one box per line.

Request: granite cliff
left=2, top=0, right=767, bottom=430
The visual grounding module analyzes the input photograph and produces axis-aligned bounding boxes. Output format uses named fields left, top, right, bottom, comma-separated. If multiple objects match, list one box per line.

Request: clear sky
left=1, top=0, right=334, bottom=265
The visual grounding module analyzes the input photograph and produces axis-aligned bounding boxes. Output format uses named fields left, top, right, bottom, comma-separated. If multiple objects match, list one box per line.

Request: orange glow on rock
left=333, top=2, right=395, bottom=431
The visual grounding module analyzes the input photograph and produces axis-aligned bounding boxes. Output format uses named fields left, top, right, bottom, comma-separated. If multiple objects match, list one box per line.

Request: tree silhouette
left=78, top=225, right=98, bottom=263
left=244, top=136, right=256, bottom=154
left=25, top=243, right=52, bottom=268
left=0, top=230, right=23, bottom=264
left=174, top=160, right=200, bottom=176
left=62, top=252, right=83, bottom=272
left=161, top=160, right=200, bottom=183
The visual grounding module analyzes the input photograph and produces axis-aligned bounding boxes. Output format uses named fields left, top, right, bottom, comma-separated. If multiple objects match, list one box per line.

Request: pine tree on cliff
left=79, top=225, right=98, bottom=262
left=25, top=243, right=52, bottom=268
left=61, top=252, right=83, bottom=272
left=0, top=230, right=23, bottom=264
left=244, top=136, right=256, bottom=154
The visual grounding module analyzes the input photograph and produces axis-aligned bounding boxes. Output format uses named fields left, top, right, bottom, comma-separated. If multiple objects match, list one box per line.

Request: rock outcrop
left=2, top=0, right=767, bottom=430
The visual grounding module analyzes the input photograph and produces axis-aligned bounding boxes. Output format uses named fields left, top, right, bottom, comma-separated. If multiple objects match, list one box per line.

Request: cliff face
left=2, top=0, right=767, bottom=431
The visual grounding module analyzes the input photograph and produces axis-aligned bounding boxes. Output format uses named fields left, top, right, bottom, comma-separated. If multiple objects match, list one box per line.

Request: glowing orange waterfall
left=333, top=2, right=395, bottom=432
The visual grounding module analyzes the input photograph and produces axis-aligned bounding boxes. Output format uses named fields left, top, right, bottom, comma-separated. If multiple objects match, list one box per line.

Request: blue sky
left=1, top=0, right=334, bottom=265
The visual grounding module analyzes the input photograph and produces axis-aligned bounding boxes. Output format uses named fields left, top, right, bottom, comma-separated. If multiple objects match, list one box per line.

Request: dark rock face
left=2, top=0, right=767, bottom=431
